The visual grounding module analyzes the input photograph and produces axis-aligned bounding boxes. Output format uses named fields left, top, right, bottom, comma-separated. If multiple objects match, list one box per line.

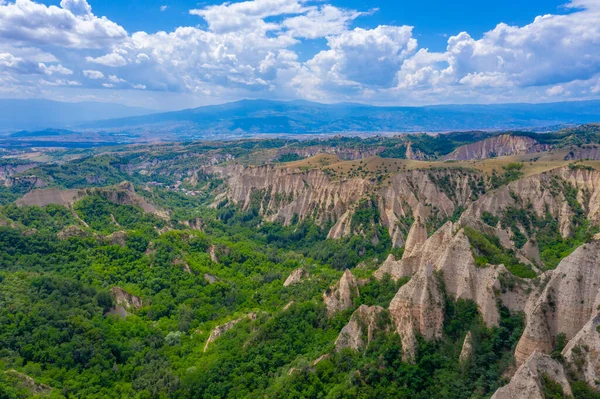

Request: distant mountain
left=79, top=99, right=600, bottom=134
left=0, top=99, right=155, bottom=131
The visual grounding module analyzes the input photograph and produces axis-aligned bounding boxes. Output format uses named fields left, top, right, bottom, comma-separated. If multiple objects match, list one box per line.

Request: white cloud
left=0, top=0, right=599, bottom=106
left=307, top=26, right=418, bottom=88
left=282, top=5, right=372, bottom=39
left=83, top=69, right=104, bottom=79
left=40, top=78, right=81, bottom=86
left=160, top=5, right=167, bottom=12
left=39, top=63, right=73, bottom=75
left=86, top=53, right=127, bottom=67
left=546, top=85, right=566, bottom=96
left=107, top=74, right=126, bottom=83
left=190, top=0, right=306, bottom=33
left=60, top=0, right=91, bottom=17
left=0, top=0, right=127, bottom=49
left=0, top=52, right=44, bottom=74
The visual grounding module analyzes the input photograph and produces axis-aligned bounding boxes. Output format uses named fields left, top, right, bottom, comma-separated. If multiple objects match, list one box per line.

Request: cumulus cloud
left=0, top=0, right=127, bottom=49
left=83, top=69, right=104, bottom=79
left=282, top=5, right=372, bottom=39
left=307, top=26, right=418, bottom=88
left=0, top=52, right=44, bottom=74
left=190, top=0, right=306, bottom=33
left=86, top=53, right=127, bottom=67
left=0, top=0, right=599, bottom=106
left=107, top=74, right=126, bottom=83
left=59, top=0, right=91, bottom=17
left=39, top=63, right=73, bottom=75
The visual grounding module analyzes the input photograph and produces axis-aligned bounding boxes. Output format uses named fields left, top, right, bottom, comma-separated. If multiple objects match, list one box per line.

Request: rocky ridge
left=442, top=135, right=549, bottom=161
left=323, top=270, right=359, bottom=316
left=335, top=305, right=388, bottom=351
left=207, top=164, right=487, bottom=247
left=514, top=238, right=600, bottom=365
left=491, top=351, right=572, bottom=399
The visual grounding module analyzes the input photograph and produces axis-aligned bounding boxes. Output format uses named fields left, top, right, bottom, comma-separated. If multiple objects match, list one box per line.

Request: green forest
left=2, top=127, right=600, bottom=398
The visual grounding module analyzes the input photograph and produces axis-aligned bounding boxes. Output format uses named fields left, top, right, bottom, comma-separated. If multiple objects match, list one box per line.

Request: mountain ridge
left=77, top=98, right=600, bottom=134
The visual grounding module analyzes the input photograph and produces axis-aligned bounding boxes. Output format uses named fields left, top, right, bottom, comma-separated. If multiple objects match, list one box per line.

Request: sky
left=0, top=0, right=599, bottom=110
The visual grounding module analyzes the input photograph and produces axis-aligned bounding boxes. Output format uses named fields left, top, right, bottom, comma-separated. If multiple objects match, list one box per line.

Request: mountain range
left=1, top=98, right=600, bottom=135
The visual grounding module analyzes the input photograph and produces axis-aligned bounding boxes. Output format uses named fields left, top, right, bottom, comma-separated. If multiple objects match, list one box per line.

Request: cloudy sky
left=0, top=0, right=599, bottom=110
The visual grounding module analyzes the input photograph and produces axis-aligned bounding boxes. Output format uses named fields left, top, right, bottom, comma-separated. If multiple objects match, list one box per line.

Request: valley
left=1, top=125, right=600, bottom=398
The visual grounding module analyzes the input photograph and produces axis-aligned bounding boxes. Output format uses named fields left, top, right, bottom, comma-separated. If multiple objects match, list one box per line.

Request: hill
left=79, top=99, right=600, bottom=135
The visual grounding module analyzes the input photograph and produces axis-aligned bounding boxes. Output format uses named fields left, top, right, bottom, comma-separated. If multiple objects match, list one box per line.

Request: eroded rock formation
left=388, top=263, right=445, bottom=360
left=491, top=351, right=572, bottom=399
left=335, top=305, right=388, bottom=351
left=443, top=135, right=549, bottom=161
left=284, top=268, right=308, bottom=287
left=206, top=164, right=486, bottom=247
left=515, top=238, right=600, bottom=365
left=204, top=313, right=257, bottom=352
left=111, top=287, right=143, bottom=310
left=459, top=331, right=474, bottom=364
left=562, top=313, right=600, bottom=389
left=323, top=270, right=359, bottom=316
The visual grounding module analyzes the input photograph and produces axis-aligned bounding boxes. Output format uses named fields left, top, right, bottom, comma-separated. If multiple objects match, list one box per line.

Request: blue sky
left=36, top=0, right=571, bottom=55
left=0, top=0, right=598, bottom=109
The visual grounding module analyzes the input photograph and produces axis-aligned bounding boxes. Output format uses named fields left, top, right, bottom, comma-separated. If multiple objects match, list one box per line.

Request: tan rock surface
left=443, top=135, right=549, bottom=161
left=562, top=313, right=600, bottom=389
left=335, top=305, right=387, bottom=351
left=111, top=287, right=143, bottom=310
left=403, top=217, right=428, bottom=258
left=388, top=263, right=444, bottom=360
left=459, top=331, right=474, bottom=364
left=207, top=165, right=484, bottom=247
left=203, top=313, right=257, bottom=352
left=515, top=238, right=600, bottom=365
left=323, top=270, right=359, bottom=316
left=491, top=351, right=572, bottom=399
left=283, top=268, right=308, bottom=287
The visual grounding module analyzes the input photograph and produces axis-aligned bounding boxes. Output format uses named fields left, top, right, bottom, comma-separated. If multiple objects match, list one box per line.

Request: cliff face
left=111, top=287, right=143, bottom=310
left=562, top=313, right=600, bottom=389
left=378, top=221, right=530, bottom=358
left=442, top=135, right=549, bottom=161
left=514, top=238, right=600, bottom=365
left=273, top=146, right=381, bottom=161
left=208, top=164, right=485, bottom=247
left=461, top=167, right=600, bottom=243
left=565, top=144, right=600, bottom=161
left=209, top=161, right=600, bottom=376
left=16, top=181, right=168, bottom=219
left=388, top=262, right=445, bottom=360
left=335, top=305, right=387, bottom=351
left=208, top=164, right=371, bottom=228
left=323, top=270, right=360, bottom=316
left=491, top=351, right=572, bottom=399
